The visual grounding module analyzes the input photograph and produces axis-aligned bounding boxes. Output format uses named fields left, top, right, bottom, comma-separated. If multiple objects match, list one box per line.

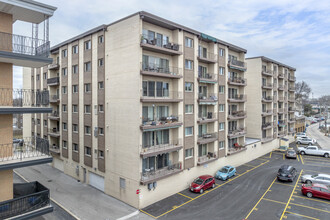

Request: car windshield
left=219, top=167, right=228, bottom=173
left=193, top=178, right=204, bottom=185
left=288, top=150, right=295, bottom=153
left=279, top=146, right=287, bottom=150
left=311, top=174, right=318, bottom=178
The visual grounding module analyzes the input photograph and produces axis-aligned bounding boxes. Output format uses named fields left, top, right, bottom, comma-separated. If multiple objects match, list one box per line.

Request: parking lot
left=140, top=144, right=330, bottom=220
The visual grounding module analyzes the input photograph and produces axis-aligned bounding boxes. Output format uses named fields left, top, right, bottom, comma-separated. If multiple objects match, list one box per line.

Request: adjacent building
left=0, top=0, right=56, bottom=219
left=24, top=12, right=295, bottom=208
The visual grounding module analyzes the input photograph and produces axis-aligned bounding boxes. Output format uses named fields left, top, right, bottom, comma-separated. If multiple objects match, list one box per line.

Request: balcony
left=47, top=77, right=60, bottom=86
left=289, top=86, right=295, bottom=92
left=262, top=109, right=273, bottom=116
left=197, top=112, right=217, bottom=124
left=48, top=63, right=59, bottom=70
left=0, top=137, right=51, bottom=170
left=49, top=94, right=60, bottom=103
left=48, top=128, right=60, bottom=138
left=0, top=89, right=51, bottom=114
left=278, top=85, right=284, bottom=91
left=261, top=70, right=273, bottom=77
left=0, top=182, right=52, bottom=220
left=140, top=162, right=182, bottom=184
left=261, top=136, right=273, bottom=143
left=197, top=152, right=218, bottom=165
left=49, top=145, right=60, bottom=155
left=198, top=93, right=218, bottom=104
left=197, top=51, right=217, bottom=64
left=278, top=73, right=284, bottom=79
left=141, top=139, right=183, bottom=158
left=288, top=97, right=295, bottom=102
left=0, top=32, right=52, bottom=68
left=262, top=96, right=273, bottom=103
left=262, top=83, right=273, bottom=90
left=278, top=96, right=284, bottom=101
left=278, top=120, right=286, bottom=127
left=198, top=72, right=217, bottom=84
left=288, top=75, right=296, bottom=81
left=228, top=127, right=246, bottom=139
left=140, top=34, right=182, bottom=56
left=278, top=108, right=284, bottom=113
left=288, top=107, right=295, bottom=112
left=197, top=132, right=218, bottom=144
left=228, top=94, right=246, bottom=103
left=48, top=111, right=60, bottom=121
left=140, top=63, right=182, bottom=79
left=227, top=144, right=247, bottom=156
left=227, top=77, right=247, bottom=86
left=228, top=59, right=247, bottom=71
left=141, top=115, right=182, bottom=131
left=228, top=110, right=247, bottom=120
left=288, top=118, right=295, bottom=123
left=141, top=91, right=182, bottom=103
left=262, top=122, right=273, bottom=130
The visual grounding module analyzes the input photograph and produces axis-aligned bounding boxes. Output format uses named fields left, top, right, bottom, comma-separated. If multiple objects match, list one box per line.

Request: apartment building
left=24, top=12, right=292, bottom=209
left=0, top=0, right=56, bottom=219
left=245, top=56, right=296, bottom=147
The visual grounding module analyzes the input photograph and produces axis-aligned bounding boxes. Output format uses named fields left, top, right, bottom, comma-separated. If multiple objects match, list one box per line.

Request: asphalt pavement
left=306, top=123, right=330, bottom=149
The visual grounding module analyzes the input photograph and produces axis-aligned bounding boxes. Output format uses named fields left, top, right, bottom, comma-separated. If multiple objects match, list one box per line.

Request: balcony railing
left=141, top=62, right=182, bottom=78
left=228, top=94, right=246, bottom=102
left=278, top=96, right=284, bottom=101
left=0, top=89, right=49, bottom=107
left=0, top=137, right=49, bottom=162
left=278, top=85, right=284, bottom=90
left=198, top=51, right=217, bottom=63
left=288, top=118, right=296, bottom=123
left=198, top=72, right=217, bottom=83
left=48, top=128, right=60, bottom=137
left=228, top=77, right=247, bottom=86
left=48, top=63, right=59, bottom=70
left=141, top=115, right=182, bottom=130
left=141, top=139, right=182, bottom=157
left=262, top=96, right=273, bottom=102
left=228, top=127, right=246, bottom=138
left=228, top=110, right=246, bottom=120
left=288, top=97, right=295, bottom=102
left=49, top=94, right=59, bottom=103
left=49, top=145, right=60, bottom=154
left=141, top=162, right=182, bottom=184
left=288, top=107, right=295, bottom=112
left=228, top=144, right=246, bottom=155
left=0, top=182, right=51, bottom=219
left=140, top=34, right=182, bottom=55
left=48, top=111, right=59, bottom=120
left=198, top=93, right=218, bottom=102
left=0, top=32, right=50, bottom=57
left=289, top=86, right=295, bottom=91
left=262, top=122, right=273, bottom=129
left=261, top=70, right=273, bottom=76
left=141, top=91, right=182, bottom=102
left=262, top=109, right=273, bottom=116
left=197, top=132, right=218, bottom=144
left=262, top=83, right=273, bottom=89
left=278, top=73, right=284, bottom=78
left=278, top=120, right=286, bottom=127
left=289, top=75, right=296, bottom=81
left=228, top=59, right=247, bottom=71
left=198, top=112, right=217, bottom=123
left=197, top=152, right=217, bottom=165
left=47, top=77, right=60, bottom=86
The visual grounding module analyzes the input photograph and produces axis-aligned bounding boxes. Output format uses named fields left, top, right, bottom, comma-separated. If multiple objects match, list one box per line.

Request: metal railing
left=278, top=85, right=284, bottom=90
left=198, top=51, right=217, bottom=61
left=142, top=115, right=182, bottom=126
left=141, top=90, right=182, bottom=100
left=0, top=89, right=49, bottom=107
left=262, top=122, right=273, bottom=129
left=0, top=182, right=50, bottom=219
left=228, top=110, right=246, bottom=119
left=262, top=109, right=273, bottom=115
left=198, top=93, right=218, bottom=102
left=198, top=112, right=217, bottom=120
left=0, top=31, right=50, bottom=57
left=141, top=139, right=182, bottom=154
left=141, top=34, right=181, bottom=52
left=49, top=94, right=59, bottom=103
left=288, top=97, right=295, bottom=102
left=141, top=162, right=182, bottom=182
left=278, top=120, right=286, bottom=126
left=262, top=83, right=273, bottom=88
left=262, top=96, right=273, bottom=101
left=48, top=128, right=60, bottom=134
left=198, top=72, right=217, bottom=81
left=289, top=86, right=295, bottom=91
left=228, top=94, right=246, bottom=101
left=198, top=152, right=217, bottom=163
left=228, top=127, right=247, bottom=137
left=47, top=77, right=60, bottom=85
left=261, top=70, right=273, bottom=76
left=228, top=77, right=247, bottom=85
left=288, top=107, right=295, bottom=111
left=278, top=96, right=284, bottom=101
left=278, top=73, right=284, bottom=78
left=228, top=59, right=247, bottom=69
left=198, top=132, right=218, bottom=139
left=289, top=75, right=296, bottom=81
left=0, top=137, right=49, bottom=162
left=141, top=62, right=182, bottom=77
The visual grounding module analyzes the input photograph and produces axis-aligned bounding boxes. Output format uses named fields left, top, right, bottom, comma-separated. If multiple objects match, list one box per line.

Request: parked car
left=189, top=175, right=215, bottom=194
left=295, top=132, right=306, bottom=139
left=277, top=165, right=297, bottom=182
left=301, top=183, right=330, bottom=200
left=297, top=146, right=330, bottom=158
left=215, top=165, right=236, bottom=180
left=301, top=174, right=330, bottom=185
left=296, top=137, right=316, bottom=145
left=285, top=149, right=297, bottom=159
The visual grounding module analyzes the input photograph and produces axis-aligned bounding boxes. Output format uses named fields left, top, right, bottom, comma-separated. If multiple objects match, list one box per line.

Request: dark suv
left=277, top=165, right=297, bottom=182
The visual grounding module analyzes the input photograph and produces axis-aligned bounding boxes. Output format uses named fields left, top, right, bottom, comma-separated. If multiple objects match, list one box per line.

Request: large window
left=185, top=127, right=193, bottom=136
left=62, top=122, right=67, bottom=131
left=142, top=130, right=169, bottom=148
left=72, top=85, right=78, bottom=93
left=219, top=48, right=224, bottom=57
left=62, top=49, right=67, bottom=58
left=142, top=80, right=169, bottom=97
left=73, top=124, right=78, bottom=133
left=185, top=104, right=193, bottom=114
left=72, top=45, right=78, bottom=54
left=84, top=105, right=91, bottom=113
left=219, top=122, right=225, bottom=131
left=185, top=148, right=193, bottom=159
left=62, top=68, right=67, bottom=76
left=84, top=40, right=91, bottom=50
left=84, top=83, right=91, bottom=93
left=62, top=140, right=67, bottom=149
left=198, top=144, right=207, bottom=157
left=142, top=55, right=169, bottom=72
left=85, top=146, right=91, bottom=156
left=185, top=59, right=193, bottom=70
left=142, top=29, right=169, bottom=47
left=185, top=37, right=193, bottom=48
left=73, top=143, right=78, bottom=152
left=185, top=82, right=193, bottom=92
left=85, top=126, right=91, bottom=135
left=219, top=141, right=225, bottom=149
left=219, top=86, right=225, bottom=94
left=142, top=106, right=169, bottom=122
left=72, top=65, right=78, bottom=74
left=219, top=67, right=225, bottom=75
left=84, top=62, right=91, bottom=72
left=62, top=104, right=67, bottom=112
left=72, top=105, right=78, bottom=113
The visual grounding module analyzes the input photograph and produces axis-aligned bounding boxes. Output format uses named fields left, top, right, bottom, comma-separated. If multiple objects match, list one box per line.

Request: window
left=219, top=122, right=225, bottom=131
left=62, top=68, right=67, bottom=76
left=219, top=141, right=224, bottom=149
left=73, top=143, right=78, bottom=152
left=73, top=124, right=78, bottom=133
left=120, top=177, right=125, bottom=189
left=36, top=74, right=40, bottom=81
left=198, top=144, right=207, bottom=156
left=185, top=60, right=193, bottom=70
left=85, top=146, right=91, bottom=156
left=98, top=35, right=104, bottom=44
left=37, top=119, right=40, bottom=125
left=99, top=127, right=104, bottom=135
left=219, top=104, right=225, bottom=112
left=72, top=85, right=78, bottom=93
left=72, top=65, right=78, bottom=74
left=219, top=86, right=225, bottom=94
left=44, top=120, right=47, bottom=127
left=84, top=83, right=91, bottom=92
left=219, top=48, right=224, bottom=57
left=85, top=126, right=91, bottom=135
left=99, top=150, right=104, bottom=159
left=72, top=105, right=78, bottom=113
left=185, top=148, right=193, bottom=159
left=99, top=105, right=104, bottom=112
left=62, top=86, right=67, bottom=94
left=219, top=67, right=224, bottom=75
left=62, top=49, right=67, bottom=58
left=185, top=127, right=193, bottom=136
left=185, top=37, right=193, bottom=48
left=62, top=104, right=67, bottom=112
left=84, top=105, right=91, bottom=113
left=98, top=81, right=104, bottom=89
left=62, top=140, right=67, bottom=149
left=185, top=104, right=193, bottom=114
left=72, top=45, right=78, bottom=54
left=98, top=58, right=103, bottom=67
left=62, top=122, right=67, bottom=130
left=84, top=62, right=91, bottom=72
left=185, top=82, right=193, bottom=92
left=43, top=72, right=47, bottom=79
left=84, top=40, right=91, bottom=50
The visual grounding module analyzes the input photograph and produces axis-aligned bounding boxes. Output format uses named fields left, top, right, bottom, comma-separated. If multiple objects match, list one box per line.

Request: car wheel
left=297, top=142, right=301, bottom=144
left=325, top=153, right=329, bottom=158
left=309, top=143, right=312, bottom=146
left=306, top=180, right=312, bottom=184
left=301, top=151, right=305, bottom=155
left=199, top=189, right=204, bottom=194
left=306, top=192, right=313, bottom=198
left=212, top=183, right=215, bottom=188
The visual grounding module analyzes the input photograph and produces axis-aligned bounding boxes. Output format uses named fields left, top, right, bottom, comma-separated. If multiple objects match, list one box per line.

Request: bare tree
left=295, top=81, right=312, bottom=112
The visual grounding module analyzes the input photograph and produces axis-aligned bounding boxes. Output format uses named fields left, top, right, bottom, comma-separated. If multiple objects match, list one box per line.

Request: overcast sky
left=13, top=0, right=330, bottom=98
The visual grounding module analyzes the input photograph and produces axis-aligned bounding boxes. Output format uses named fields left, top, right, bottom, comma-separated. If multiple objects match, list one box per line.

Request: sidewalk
left=15, top=164, right=152, bottom=220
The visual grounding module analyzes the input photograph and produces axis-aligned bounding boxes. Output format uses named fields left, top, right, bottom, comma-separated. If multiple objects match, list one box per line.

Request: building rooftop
left=246, top=56, right=296, bottom=71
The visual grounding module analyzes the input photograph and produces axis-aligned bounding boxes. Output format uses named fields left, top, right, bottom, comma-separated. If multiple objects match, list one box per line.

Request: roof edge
left=246, top=56, right=296, bottom=71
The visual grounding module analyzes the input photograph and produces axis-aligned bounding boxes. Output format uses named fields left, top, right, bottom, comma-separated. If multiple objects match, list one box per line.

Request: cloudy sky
left=13, top=0, right=330, bottom=98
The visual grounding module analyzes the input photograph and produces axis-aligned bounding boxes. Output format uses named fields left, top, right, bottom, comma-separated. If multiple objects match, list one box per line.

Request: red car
left=301, top=183, right=330, bottom=200
left=189, top=175, right=215, bottom=193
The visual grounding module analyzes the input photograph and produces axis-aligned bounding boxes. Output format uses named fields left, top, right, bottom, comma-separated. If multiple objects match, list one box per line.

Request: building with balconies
left=0, top=0, right=56, bottom=219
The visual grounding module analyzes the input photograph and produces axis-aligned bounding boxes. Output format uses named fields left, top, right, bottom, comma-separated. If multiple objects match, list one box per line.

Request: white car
left=301, top=174, right=330, bottom=185
left=297, top=146, right=330, bottom=158
left=296, top=137, right=316, bottom=145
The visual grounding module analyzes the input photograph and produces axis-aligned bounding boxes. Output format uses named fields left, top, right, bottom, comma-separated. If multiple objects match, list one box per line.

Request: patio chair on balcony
left=207, top=112, right=213, bottom=119
left=164, top=42, right=172, bottom=49
left=172, top=44, right=179, bottom=51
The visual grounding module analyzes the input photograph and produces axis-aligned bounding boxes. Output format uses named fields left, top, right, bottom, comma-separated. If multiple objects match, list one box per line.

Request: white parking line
left=116, top=210, right=139, bottom=220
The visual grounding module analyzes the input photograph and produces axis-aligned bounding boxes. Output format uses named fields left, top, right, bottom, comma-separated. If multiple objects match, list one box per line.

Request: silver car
left=296, top=137, right=316, bottom=145
left=301, top=174, right=330, bottom=185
